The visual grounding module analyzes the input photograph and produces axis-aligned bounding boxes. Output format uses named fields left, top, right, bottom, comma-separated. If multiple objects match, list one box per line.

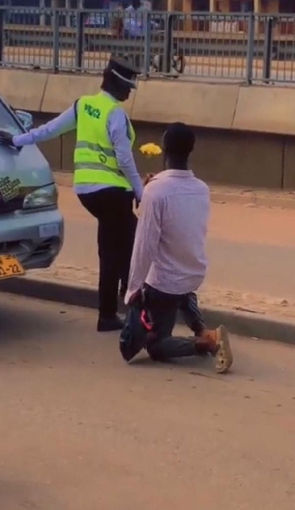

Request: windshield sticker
left=0, top=176, right=21, bottom=202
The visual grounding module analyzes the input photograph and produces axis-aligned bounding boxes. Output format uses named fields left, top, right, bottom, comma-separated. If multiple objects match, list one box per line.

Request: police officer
left=0, top=57, right=143, bottom=332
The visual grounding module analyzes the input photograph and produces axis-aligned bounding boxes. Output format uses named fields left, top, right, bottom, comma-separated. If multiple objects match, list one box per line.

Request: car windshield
left=0, top=100, right=23, bottom=136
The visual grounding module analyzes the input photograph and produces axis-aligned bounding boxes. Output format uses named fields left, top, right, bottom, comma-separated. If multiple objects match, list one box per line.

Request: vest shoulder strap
left=74, top=99, right=78, bottom=121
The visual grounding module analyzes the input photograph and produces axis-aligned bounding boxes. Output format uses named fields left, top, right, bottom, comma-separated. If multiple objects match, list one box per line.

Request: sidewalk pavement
left=3, top=177, right=295, bottom=343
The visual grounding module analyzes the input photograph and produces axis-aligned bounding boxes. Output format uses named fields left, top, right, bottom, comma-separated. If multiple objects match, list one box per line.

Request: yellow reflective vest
left=74, top=92, right=135, bottom=190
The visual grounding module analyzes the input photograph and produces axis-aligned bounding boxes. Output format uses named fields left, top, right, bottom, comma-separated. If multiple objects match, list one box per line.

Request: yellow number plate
left=0, top=254, right=25, bottom=280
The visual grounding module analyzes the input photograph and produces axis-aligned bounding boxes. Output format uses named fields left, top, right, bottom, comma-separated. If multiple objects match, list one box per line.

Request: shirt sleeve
left=125, top=185, right=161, bottom=304
left=12, top=104, right=77, bottom=147
left=107, top=108, right=143, bottom=201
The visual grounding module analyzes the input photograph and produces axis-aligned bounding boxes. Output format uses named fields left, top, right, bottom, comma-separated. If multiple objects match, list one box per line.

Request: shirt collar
left=155, top=169, right=194, bottom=179
left=100, top=90, right=119, bottom=104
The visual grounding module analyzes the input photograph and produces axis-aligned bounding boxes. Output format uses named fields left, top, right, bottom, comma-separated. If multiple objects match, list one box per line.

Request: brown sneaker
left=200, top=326, right=233, bottom=374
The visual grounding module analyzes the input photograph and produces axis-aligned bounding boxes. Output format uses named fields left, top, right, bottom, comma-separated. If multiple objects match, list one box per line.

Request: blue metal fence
left=1, top=7, right=295, bottom=84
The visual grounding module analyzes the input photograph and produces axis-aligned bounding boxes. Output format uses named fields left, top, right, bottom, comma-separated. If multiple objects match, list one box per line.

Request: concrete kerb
left=1, top=275, right=295, bottom=345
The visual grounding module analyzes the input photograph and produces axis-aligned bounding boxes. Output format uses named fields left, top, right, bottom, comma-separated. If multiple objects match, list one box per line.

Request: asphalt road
left=1, top=293, right=295, bottom=509
left=58, top=195, right=295, bottom=301
left=61, top=217, right=295, bottom=300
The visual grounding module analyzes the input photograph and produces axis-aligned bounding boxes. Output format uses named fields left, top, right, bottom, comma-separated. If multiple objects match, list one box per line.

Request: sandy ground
left=27, top=178, right=295, bottom=322
left=1, top=293, right=295, bottom=509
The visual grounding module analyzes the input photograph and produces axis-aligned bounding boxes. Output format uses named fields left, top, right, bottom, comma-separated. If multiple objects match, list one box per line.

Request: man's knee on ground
left=147, top=342, right=169, bottom=362
left=146, top=333, right=169, bottom=362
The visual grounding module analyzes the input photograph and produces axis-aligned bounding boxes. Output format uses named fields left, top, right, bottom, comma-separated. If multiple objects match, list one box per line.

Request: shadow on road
left=0, top=480, right=57, bottom=510
left=0, top=296, right=67, bottom=346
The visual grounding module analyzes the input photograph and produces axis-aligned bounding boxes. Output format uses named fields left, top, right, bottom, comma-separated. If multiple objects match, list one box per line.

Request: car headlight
left=23, top=184, right=58, bottom=210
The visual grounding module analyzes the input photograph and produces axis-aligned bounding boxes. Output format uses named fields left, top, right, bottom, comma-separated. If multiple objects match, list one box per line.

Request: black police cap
left=106, top=56, right=140, bottom=89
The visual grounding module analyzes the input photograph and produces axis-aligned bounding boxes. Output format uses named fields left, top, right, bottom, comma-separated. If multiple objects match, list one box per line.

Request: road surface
left=59, top=202, right=295, bottom=299
left=0, top=293, right=295, bottom=509
left=33, top=185, right=295, bottom=320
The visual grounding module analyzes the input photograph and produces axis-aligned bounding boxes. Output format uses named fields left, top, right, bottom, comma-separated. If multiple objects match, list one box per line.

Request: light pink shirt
left=125, top=169, right=210, bottom=303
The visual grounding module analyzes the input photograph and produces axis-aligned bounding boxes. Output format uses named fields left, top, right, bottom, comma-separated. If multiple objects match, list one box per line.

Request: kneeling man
left=125, top=123, right=233, bottom=373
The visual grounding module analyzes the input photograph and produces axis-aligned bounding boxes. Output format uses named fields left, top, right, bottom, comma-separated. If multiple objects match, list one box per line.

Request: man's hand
left=126, top=289, right=142, bottom=306
left=143, top=173, right=155, bottom=186
left=0, top=130, right=20, bottom=151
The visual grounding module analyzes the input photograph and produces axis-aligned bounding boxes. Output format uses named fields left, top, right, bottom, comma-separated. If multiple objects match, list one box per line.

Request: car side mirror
left=15, top=110, right=33, bottom=131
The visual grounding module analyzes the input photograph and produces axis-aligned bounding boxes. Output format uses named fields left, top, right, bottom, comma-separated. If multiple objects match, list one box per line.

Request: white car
left=0, top=97, right=63, bottom=281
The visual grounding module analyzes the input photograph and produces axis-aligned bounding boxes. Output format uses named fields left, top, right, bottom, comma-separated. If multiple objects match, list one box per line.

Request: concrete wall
left=3, top=69, right=295, bottom=136
left=1, top=69, right=295, bottom=188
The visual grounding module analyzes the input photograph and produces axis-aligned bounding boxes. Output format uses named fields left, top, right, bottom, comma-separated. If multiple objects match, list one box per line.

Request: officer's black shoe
left=97, top=315, right=124, bottom=332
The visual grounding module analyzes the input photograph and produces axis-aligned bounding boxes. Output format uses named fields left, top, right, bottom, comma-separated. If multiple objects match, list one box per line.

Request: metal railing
left=1, top=7, right=295, bottom=84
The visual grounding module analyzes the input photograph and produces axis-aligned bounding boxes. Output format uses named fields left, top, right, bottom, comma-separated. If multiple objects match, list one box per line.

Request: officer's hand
left=0, top=130, right=14, bottom=146
left=0, top=130, right=20, bottom=150
left=143, top=173, right=155, bottom=186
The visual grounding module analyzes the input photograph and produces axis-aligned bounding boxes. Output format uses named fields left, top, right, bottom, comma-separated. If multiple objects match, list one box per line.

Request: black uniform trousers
left=78, top=187, right=137, bottom=318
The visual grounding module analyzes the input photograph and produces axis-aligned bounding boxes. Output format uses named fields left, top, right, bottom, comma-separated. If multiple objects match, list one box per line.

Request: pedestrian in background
left=124, top=0, right=143, bottom=38
left=1, top=57, right=143, bottom=332
left=112, top=1, right=125, bottom=37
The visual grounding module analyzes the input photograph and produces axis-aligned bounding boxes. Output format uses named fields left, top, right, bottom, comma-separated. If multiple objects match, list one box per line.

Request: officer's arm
left=12, top=103, right=77, bottom=147
left=108, top=108, right=143, bottom=201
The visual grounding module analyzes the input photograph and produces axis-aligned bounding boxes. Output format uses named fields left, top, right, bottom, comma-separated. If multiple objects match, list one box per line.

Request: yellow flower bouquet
left=138, top=142, right=162, bottom=182
left=139, top=143, right=162, bottom=157
left=133, top=143, right=162, bottom=217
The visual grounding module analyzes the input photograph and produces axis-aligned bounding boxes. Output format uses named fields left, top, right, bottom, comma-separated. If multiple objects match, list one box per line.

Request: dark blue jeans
left=144, top=285, right=206, bottom=361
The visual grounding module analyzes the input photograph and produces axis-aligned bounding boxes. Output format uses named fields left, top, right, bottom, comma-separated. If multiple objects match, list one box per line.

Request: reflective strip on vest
left=75, top=162, right=124, bottom=176
left=74, top=169, right=131, bottom=188
left=75, top=140, right=116, bottom=158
